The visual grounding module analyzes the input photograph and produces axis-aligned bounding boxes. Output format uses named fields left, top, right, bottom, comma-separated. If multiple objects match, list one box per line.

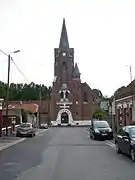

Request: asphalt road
left=0, top=127, right=135, bottom=180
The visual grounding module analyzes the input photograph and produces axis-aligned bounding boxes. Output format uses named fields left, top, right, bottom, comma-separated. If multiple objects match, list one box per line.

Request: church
left=50, top=19, right=93, bottom=126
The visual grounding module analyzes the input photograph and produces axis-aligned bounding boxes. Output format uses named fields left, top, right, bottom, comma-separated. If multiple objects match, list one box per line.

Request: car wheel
left=90, top=133, right=92, bottom=139
left=92, top=134, right=96, bottom=140
left=115, top=142, right=121, bottom=153
left=130, top=148, right=135, bottom=162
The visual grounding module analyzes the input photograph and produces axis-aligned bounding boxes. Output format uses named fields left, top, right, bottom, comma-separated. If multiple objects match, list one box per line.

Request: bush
left=93, top=108, right=107, bottom=120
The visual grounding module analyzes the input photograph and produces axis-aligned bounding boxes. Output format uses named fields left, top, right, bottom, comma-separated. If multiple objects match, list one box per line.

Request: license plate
left=102, top=134, right=107, bottom=136
left=21, top=132, right=27, bottom=134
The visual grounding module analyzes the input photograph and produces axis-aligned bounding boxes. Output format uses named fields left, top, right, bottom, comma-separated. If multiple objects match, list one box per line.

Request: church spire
left=59, top=18, right=69, bottom=48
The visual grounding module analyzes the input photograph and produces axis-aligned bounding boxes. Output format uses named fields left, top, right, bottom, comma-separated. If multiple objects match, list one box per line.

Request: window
left=129, top=127, right=135, bottom=138
left=60, top=91, right=64, bottom=99
left=94, top=121, right=109, bottom=128
left=118, top=128, right=125, bottom=136
left=62, top=62, right=67, bottom=71
left=20, top=123, right=31, bottom=128
left=83, top=92, right=88, bottom=102
left=65, top=91, right=69, bottom=99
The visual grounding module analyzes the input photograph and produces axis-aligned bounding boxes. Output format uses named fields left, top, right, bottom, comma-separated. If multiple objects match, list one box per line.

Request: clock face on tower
left=62, top=52, right=66, bottom=56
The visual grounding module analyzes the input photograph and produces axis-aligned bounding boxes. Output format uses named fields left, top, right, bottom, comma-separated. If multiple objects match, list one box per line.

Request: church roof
left=59, top=18, right=69, bottom=48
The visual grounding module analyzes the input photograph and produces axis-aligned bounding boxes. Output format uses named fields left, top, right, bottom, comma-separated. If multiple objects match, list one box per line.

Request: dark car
left=115, top=125, right=135, bottom=162
left=89, top=120, right=113, bottom=140
left=16, top=123, right=36, bottom=137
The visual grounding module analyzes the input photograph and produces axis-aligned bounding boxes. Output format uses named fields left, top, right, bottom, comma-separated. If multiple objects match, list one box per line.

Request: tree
left=0, top=81, right=52, bottom=101
left=92, top=89, right=103, bottom=99
left=93, top=108, right=107, bottom=120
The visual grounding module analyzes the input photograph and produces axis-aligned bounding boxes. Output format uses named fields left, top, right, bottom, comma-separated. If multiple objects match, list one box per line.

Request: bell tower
left=54, top=18, right=74, bottom=84
left=50, top=18, right=93, bottom=126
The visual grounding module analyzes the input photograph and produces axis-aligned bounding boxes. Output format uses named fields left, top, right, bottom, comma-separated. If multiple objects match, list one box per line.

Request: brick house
left=115, top=80, right=135, bottom=132
left=2, top=102, right=39, bottom=128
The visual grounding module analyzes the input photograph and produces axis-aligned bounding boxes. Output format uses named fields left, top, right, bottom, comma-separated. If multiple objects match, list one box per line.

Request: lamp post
left=5, top=50, right=20, bottom=136
left=129, top=65, right=134, bottom=123
left=0, top=98, right=4, bottom=137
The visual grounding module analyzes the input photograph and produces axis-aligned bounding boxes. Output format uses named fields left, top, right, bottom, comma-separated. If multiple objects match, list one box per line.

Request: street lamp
left=4, top=50, right=20, bottom=136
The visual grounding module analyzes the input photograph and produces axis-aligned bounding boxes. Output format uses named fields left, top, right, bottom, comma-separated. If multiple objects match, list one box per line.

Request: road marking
left=84, top=129, right=116, bottom=149
left=105, top=140, right=115, bottom=148
left=37, top=133, right=45, bottom=137
left=0, top=129, right=49, bottom=152
left=36, top=129, right=48, bottom=136
left=0, top=138, right=26, bottom=151
left=84, top=129, right=90, bottom=136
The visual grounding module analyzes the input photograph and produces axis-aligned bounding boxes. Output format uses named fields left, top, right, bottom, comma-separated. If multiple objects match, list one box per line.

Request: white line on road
left=0, top=138, right=26, bottom=151
left=0, top=129, right=49, bottom=152
left=84, top=129, right=90, bottom=136
left=105, top=140, right=115, bottom=148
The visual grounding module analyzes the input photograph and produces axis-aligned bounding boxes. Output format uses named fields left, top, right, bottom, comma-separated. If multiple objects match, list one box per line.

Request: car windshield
left=130, top=127, right=135, bottom=138
left=94, top=121, right=109, bottom=128
left=20, top=123, right=31, bottom=128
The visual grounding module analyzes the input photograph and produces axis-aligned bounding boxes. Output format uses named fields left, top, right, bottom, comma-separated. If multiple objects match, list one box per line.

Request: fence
left=2, top=125, right=20, bottom=136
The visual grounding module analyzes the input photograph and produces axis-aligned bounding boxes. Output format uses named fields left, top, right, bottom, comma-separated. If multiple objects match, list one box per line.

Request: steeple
left=59, top=18, right=69, bottom=48
left=74, top=63, right=81, bottom=78
left=74, top=63, right=80, bottom=75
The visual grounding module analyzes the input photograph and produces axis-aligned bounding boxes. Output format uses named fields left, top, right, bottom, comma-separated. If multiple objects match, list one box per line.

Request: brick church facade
left=3, top=19, right=98, bottom=127
left=50, top=19, right=93, bottom=126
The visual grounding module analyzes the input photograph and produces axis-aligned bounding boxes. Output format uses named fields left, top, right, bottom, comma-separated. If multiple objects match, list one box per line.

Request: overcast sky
left=0, top=0, right=135, bottom=96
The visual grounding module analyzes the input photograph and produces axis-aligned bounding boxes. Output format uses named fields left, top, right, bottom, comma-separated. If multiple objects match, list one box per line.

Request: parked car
left=40, top=123, right=48, bottom=129
left=16, top=123, right=36, bottom=137
left=89, top=120, right=113, bottom=140
left=115, top=125, right=135, bottom=162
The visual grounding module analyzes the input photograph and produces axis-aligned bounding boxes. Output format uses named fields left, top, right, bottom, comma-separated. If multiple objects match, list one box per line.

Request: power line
left=0, top=49, right=8, bottom=56
left=0, top=49, right=30, bottom=83
left=11, top=58, right=30, bottom=83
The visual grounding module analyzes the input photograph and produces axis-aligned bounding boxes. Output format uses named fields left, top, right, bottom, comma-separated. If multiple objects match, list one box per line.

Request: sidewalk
left=0, top=128, right=48, bottom=152
left=0, top=136, right=25, bottom=151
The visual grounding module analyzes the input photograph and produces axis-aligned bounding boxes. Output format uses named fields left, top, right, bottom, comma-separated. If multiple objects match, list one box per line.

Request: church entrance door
left=61, top=112, right=68, bottom=124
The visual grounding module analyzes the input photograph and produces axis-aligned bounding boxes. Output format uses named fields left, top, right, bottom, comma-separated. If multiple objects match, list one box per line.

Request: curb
left=0, top=138, right=26, bottom=152
left=0, top=129, right=48, bottom=152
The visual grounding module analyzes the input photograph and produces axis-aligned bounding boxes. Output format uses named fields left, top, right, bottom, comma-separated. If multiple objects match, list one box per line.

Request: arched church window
left=60, top=91, right=64, bottom=99
left=65, top=91, right=69, bottom=99
left=62, top=62, right=67, bottom=71
left=83, top=92, right=88, bottom=102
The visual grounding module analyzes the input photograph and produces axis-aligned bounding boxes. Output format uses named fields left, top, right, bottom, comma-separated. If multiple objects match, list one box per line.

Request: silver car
left=16, top=123, right=36, bottom=137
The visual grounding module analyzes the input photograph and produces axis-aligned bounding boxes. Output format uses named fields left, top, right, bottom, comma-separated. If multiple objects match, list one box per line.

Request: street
left=0, top=127, right=135, bottom=180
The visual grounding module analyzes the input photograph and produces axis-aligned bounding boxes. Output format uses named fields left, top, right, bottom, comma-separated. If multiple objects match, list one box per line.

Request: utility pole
left=5, top=55, right=11, bottom=136
left=39, top=85, right=42, bottom=127
left=130, top=65, right=134, bottom=107
left=4, top=50, right=20, bottom=136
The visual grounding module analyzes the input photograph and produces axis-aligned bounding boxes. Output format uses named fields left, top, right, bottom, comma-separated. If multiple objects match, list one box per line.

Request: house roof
left=4, top=100, right=49, bottom=114
left=4, top=102, right=39, bottom=114
left=115, top=79, right=135, bottom=99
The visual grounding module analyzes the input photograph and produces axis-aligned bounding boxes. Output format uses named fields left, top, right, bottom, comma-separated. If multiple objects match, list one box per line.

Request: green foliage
left=0, top=81, right=52, bottom=101
left=93, top=108, right=107, bottom=120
